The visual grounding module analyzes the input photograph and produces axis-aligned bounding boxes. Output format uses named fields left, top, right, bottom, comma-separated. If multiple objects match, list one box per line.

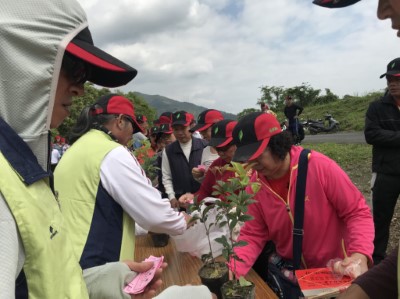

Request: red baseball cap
left=66, top=27, right=137, bottom=88
left=209, top=120, right=238, bottom=148
left=191, top=109, right=224, bottom=132
left=136, top=115, right=148, bottom=124
left=157, top=112, right=173, bottom=125
left=172, top=111, right=192, bottom=127
left=91, top=94, right=143, bottom=133
left=232, top=112, right=282, bottom=162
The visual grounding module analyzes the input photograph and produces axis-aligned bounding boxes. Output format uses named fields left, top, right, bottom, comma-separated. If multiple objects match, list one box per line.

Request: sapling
left=189, top=196, right=228, bottom=278
left=212, top=162, right=260, bottom=297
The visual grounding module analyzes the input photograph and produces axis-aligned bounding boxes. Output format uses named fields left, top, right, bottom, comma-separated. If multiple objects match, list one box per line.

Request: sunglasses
left=61, top=53, right=91, bottom=85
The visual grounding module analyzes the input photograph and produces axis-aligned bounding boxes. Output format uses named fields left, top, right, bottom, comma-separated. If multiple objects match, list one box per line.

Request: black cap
left=66, top=27, right=137, bottom=87
left=190, top=109, right=224, bottom=132
left=380, top=58, right=400, bottom=79
left=171, top=111, right=193, bottom=127
left=136, top=115, right=148, bottom=124
left=232, top=112, right=282, bottom=162
left=209, top=120, right=237, bottom=148
left=149, top=126, right=160, bottom=136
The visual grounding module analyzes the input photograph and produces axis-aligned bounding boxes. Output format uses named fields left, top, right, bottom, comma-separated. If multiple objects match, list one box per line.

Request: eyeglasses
left=122, top=115, right=137, bottom=128
left=61, top=53, right=90, bottom=85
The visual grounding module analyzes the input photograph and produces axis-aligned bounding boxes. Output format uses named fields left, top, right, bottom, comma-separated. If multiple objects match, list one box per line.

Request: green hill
left=274, top=91, right=384, bottom=132
left=133, top=92, right=237, bottom=120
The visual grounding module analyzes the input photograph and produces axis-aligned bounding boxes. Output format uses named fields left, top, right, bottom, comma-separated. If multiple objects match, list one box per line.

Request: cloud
left=78, top=0, right=398, bottom=114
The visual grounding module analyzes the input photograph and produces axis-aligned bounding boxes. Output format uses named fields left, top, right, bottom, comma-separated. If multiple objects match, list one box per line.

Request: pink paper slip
left=124, top=255, right=164, bottom=295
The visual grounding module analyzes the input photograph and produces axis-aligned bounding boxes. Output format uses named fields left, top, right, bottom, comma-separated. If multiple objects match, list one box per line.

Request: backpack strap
left=293, top=149, right=311, bottom=270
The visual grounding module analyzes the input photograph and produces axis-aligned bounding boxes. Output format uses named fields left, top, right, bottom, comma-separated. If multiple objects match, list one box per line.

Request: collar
left=0, top=117, right=49, bottom=185
left=382, top=93, right=399, bottom=105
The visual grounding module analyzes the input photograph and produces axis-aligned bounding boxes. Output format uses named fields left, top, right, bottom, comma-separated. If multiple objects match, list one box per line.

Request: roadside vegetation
left=238, top=82, right=385, bottom=133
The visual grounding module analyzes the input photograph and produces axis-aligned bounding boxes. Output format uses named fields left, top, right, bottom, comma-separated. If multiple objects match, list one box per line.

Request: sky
left=78, top=0, right=399, bottom=114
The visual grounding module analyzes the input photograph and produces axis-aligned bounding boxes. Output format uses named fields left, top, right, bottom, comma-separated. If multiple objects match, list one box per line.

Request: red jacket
left=231, top=146, right=374, bottom=276
left=196, top=157, right=235, bottom=202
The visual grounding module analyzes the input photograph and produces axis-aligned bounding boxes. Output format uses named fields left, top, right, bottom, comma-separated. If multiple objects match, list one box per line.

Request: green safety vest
left=55, top=129, right=135, bottom=266
left=0, top=153, right=89, bottom=299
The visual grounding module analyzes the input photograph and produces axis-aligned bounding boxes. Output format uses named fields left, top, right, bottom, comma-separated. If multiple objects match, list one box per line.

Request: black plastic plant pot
left=150, top=233, right=169, bottom=247
left=198, top=262, right=229, bottom=299
left=221, top=280, right=255, bottom=299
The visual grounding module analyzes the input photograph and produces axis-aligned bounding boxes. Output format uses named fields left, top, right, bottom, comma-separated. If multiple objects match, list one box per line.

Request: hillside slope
left=134, top=92, right=237, bottom=120
left=274, top=91, right=384, bottom=132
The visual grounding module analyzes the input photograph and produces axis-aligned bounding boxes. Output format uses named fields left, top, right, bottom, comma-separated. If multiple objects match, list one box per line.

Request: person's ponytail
left=69, top=106, right=93, bottom=145
left=69, top=104, right=117, bottom=145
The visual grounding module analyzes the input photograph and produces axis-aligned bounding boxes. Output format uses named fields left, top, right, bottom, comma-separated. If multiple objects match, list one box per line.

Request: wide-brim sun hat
left=209, top=119, right=238, bottom=148
left=232, top=112, right=282, bottom=162
left=66, top=27, right=137, bottom=88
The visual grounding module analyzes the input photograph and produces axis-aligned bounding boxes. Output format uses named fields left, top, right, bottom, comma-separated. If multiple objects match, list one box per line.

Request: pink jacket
left=231, top=146, right=374, bottom=276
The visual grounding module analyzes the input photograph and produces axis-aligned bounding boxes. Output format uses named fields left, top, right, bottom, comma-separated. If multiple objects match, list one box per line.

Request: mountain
left=133, top=92, right=237, bottom=120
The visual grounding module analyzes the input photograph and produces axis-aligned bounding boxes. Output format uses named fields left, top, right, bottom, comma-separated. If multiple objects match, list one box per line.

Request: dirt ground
left=346, top=163, right=400, bottom=254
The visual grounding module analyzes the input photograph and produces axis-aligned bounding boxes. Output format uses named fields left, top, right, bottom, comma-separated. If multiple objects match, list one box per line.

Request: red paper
left=295, top=267, right=352, bottom=298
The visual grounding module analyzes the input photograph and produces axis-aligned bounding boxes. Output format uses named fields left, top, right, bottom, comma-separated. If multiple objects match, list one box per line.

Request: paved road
left=303, top=132, right=366, bottom=144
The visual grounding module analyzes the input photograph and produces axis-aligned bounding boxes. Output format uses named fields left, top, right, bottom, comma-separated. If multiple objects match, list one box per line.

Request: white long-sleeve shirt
left=100, top=146, right=187, bottom=235
left=161, top=139, right=192, bottom=200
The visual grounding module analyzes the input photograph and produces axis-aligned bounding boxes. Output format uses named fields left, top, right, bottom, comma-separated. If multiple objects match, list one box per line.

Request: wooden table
left=135, top=235, right=278, bottom=299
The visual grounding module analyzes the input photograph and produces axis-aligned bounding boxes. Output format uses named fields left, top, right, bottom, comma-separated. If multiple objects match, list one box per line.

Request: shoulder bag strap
left=293, top=149, right=310, bottom=270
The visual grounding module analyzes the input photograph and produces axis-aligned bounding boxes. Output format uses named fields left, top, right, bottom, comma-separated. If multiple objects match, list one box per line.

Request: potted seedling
left=212, top=162, right=260, bottom=299
left=189, top=197, right=229, bottom=299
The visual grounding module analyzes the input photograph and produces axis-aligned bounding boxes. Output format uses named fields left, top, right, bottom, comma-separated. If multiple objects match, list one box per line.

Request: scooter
left=306, top=114, right=340, bottom=135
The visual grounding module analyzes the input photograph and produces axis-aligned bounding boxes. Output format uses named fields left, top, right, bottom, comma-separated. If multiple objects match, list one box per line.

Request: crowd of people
left=1, top=0, right=400, bottom=298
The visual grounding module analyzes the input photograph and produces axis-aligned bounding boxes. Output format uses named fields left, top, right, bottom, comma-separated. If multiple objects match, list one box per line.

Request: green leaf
left=238, top=130, right=244, bottom=142
left=239, top=214, right=253, bottom=222
left=229, top=218, right=238, bottom=231
left=233, top=240, right=248, bottom=247
left=239, top=276, right=252, bottom=287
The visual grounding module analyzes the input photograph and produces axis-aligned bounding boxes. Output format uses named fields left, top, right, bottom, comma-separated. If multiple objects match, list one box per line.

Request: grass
left=302, top=143, right=372, bottom=195
left=274, top=91, right=384, bottom=132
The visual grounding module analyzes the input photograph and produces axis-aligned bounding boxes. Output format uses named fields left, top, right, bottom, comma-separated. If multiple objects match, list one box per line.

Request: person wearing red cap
left=228, top=112, right=374, bottom=298
left=190, top=109, right=224, bottom=183
left=162, top=111, right=208, bottom=209
left=0, top=0, right=159, bottom=298
left=157, top=112, right=174, bottom=125
left=179, top=120, right=238, bottom=206
left=54, top=94, right=190, bottom=271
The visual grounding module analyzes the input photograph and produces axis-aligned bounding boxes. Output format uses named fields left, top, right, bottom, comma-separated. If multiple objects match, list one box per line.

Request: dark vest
left=165, top=137, right=207, bottom=198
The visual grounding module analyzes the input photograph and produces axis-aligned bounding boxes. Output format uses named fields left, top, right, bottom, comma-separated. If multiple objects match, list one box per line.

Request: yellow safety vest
left=55, top=129, right=135, bottom=268
left=0, top=153, right=89, bottom=299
